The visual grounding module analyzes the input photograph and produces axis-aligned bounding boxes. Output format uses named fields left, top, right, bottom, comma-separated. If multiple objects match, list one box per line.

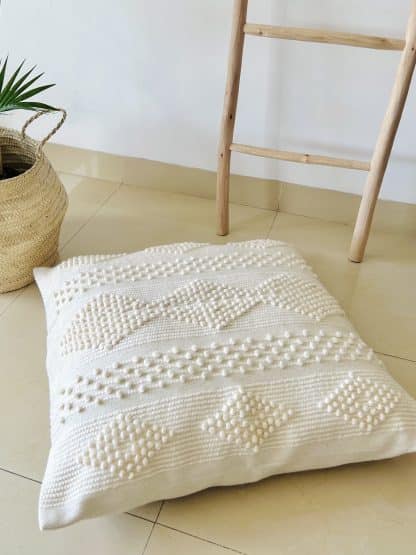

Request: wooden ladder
left=216, top=0, right=416, bottom=262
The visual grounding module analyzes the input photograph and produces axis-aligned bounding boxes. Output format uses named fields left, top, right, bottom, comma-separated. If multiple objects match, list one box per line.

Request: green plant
left=0, top=58, right=57, bottom=179
left=0, top=57, right=56, bottom=114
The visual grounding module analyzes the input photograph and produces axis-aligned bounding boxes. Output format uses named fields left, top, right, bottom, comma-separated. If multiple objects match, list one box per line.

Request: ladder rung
left=230, top=143, right=371, bottom=171
left=244, top=24, right=405, bottom=51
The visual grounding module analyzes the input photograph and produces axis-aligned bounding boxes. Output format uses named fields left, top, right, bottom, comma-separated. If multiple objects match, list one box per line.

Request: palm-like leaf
left=0, top=58, right=56, bottom=113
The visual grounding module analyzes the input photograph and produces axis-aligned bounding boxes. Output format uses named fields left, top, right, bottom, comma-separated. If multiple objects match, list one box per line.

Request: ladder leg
left=349, top=0, right=416, bottom=262
left=216, top=0, right=248, bottom=236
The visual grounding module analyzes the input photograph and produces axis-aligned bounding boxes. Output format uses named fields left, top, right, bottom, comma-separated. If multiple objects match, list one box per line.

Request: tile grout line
left=0, top=466, right=41, bottom=484
left=273, top=204, right=413, bottom=237
left=125, top=512, right=157, bottom=525
left=52, top=167, right=416, bottom=233
left=267, top=173, right=283, bottom=238
left=59, top=170, right=123, bottom=187
left=141, top=501, right=164, bottom=554
left=137, top=499, right=247, bottom=554
left=149, top=521, right=247, bottom=554
left=59, top=180, right=123, bottom=251
left=266, top=210, right=278, bottom=239
left=120, top=175, right=277, bottom=215
left=376, top=350, right=416, bottom=364
left=276, top=180, right=285, bottom=213
left=154, top=500, right=164, bottom=525
left=0, top=288, right=25, bottom=320
left=0, top=467, right=162, bottom=530
left=277, top=207, right=353, bottom=229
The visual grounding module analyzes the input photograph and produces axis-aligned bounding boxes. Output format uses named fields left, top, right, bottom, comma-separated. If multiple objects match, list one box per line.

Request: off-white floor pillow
left=35, top=240, right=416, bottom=529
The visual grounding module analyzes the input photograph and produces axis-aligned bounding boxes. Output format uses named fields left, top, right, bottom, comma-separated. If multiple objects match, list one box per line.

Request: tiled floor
left=1, top=173, right=415, bottom=554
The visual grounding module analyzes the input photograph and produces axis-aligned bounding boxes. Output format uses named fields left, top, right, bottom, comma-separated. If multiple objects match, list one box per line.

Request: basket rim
left=0, top=126, right=46, bottom=184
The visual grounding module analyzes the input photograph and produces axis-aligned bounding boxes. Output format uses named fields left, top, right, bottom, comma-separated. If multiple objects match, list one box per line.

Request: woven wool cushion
left=35, top=240, right=416, bottom=529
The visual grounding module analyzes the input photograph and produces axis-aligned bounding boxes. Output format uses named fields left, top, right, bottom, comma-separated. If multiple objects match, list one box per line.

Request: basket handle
left=21, top=108, right=67, bottom=155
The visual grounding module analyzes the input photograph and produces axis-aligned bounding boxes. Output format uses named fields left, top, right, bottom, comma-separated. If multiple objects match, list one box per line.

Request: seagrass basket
left=0, top=109, right=68, bottom=293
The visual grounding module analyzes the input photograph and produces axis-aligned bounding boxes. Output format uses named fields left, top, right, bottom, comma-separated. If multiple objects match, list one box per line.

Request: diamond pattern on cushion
left=60, top=275, right=343, bottom=355
left=201, top=389, right=293, bottom=453
left=318, top=372, right=401, bottom=433
left=54, top=247, right=309, bottom=311
left=77, top=413, right=173, bottom=480
left=157, top=280, right=260, bottom=331
left=61, top=293, right=159, bottom=353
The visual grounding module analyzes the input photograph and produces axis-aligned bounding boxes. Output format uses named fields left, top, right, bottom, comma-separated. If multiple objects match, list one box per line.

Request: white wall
left=1, top=0, right=415, bottom=203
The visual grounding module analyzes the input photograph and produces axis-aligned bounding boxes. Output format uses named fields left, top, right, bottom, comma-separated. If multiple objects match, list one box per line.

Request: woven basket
left=0, top=109, right=68, bottom=293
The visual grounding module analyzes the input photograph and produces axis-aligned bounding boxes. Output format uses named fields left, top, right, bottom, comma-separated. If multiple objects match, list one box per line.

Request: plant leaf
left=13, top=71, right=43, bottom=97
left=1, top=67, right=36, bottom=106
left=13, top=101, right=57, bottom=111
left=10, top=65, right=38, bottom=96
left=0, top=60, right=25, bottom=100
left=0, top=57, right=8, bottom=91
left=16, top=83, right=55, bottom=103
left=0, top=60, right=56, bottom=114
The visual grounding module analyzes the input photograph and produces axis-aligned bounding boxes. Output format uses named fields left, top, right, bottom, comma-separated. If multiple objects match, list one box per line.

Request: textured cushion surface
left=35, top=240, right=416, bottom=529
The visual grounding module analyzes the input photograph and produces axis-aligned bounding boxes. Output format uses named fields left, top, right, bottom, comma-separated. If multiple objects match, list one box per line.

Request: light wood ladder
left=216, top=0, right=416, bottom=262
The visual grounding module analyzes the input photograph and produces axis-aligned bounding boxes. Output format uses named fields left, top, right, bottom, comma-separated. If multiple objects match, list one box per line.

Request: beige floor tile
left=61, top=185, right=275, bottom=258
left=269, top=213, right=416, bottom=361
left=378, top=353, right=416, bottom=399
left=145, top=524, right=240, bottom=555
left=0, top=284, right=49, bottom=479
left=278, top=181, right=416, bottom=235
left=159, top=452, right=416, bottom=555
left=278, top=182, right=361, bottom=227
left=59, top=172, right=83, bottom=195
left=269, top=212, right=359, bottom=307
left=58, top=173, right=120, bottom=248
left=346, top=232, right=416, bottom=361
left=158, top=470, right=330, bottom=554
left=123, top=155, right=280, bottom=211
left=128, top=502, right=162, bottom=522
left=0, top=289, right=20, bottom=316
left=0, top=470, right=152, bottom=555
left=308, top=455, right=416, bottom=555
left=46, top=143, right=124, bottom=183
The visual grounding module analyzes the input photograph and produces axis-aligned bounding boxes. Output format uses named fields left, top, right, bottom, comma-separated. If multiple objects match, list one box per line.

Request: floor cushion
left=34, top=240, right=416, bottom=529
